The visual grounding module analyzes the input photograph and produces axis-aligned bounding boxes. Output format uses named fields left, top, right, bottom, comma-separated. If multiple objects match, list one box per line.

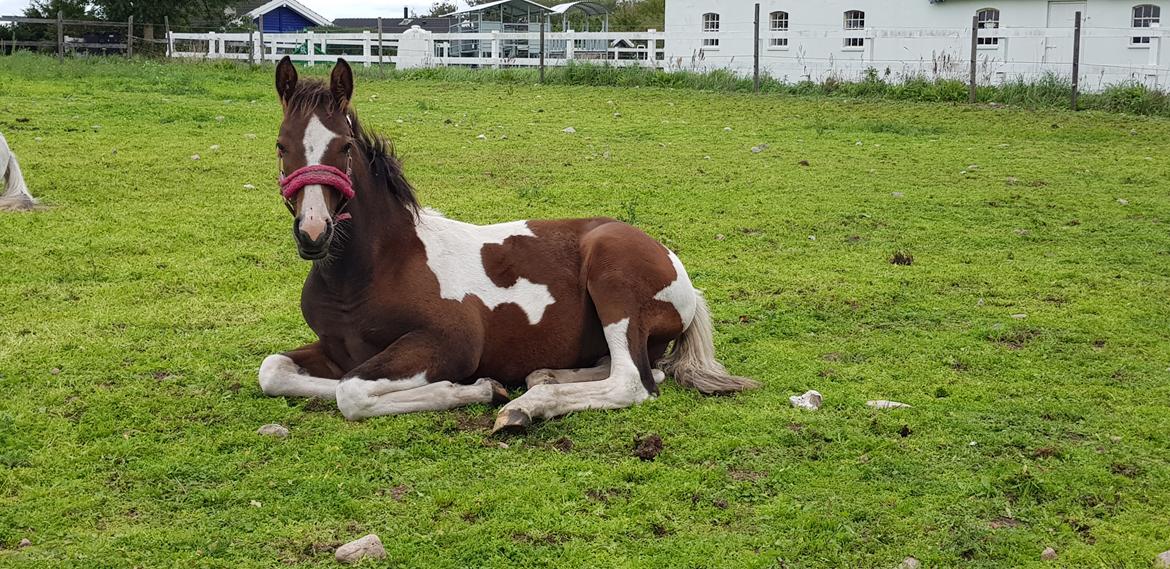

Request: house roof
left=246, top=0, right=332, bottom=27
left=550, top=2, right=609, bottom=17
left=440, top=0, right=553, bottom=17
left=331, top=17, right=452, bottom=33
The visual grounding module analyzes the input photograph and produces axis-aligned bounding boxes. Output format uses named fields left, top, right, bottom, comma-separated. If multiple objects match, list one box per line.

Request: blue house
left=246, top=0, right=331, bottom=33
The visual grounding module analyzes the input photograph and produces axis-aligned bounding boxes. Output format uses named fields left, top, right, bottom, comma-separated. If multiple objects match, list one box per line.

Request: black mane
left=286, top=80, right=420, bottom=216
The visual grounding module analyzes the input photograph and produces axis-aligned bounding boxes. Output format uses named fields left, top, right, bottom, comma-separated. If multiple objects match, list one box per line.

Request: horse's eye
left=341, top=142, right=353, bottom=153
left=276, top=143, right=286, bottom=154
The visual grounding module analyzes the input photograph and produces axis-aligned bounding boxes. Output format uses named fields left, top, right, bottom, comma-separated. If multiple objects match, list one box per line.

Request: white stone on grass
left=1041, top=547, right=1057, bottom=560
left=563, top=127, right=576, bottom=134
left=867, top=400, right=911, bottom=409
left=899, top=557, right=921, bottom=569
left=243, top=184, right=256, bottom=190
left=256, top=424, right=289, bottom=438
left=1154, top=550, right=1170, bottom=568
left=335, top=534, right=386, bottom=564
left=191, top=154, right=200, bottom=161
left=789, top=390, right=822, bottom=410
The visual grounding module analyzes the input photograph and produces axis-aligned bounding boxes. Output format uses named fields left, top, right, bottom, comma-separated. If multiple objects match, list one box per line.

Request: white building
left=665, top=0, right=1167, bottom=90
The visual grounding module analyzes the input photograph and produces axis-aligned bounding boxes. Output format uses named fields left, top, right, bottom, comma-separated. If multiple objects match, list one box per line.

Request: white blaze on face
left=298, top=115, right=340, bottom=241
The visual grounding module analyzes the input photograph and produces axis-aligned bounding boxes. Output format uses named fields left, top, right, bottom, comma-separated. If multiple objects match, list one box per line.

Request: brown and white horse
left=258, top=57, right=757, bottom=433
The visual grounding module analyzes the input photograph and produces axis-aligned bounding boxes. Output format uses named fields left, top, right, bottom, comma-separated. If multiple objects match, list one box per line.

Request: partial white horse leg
left=336, top=376, right=505, bottom=421
left=526, top=356, right=664, bottom=388
left=258, top=354, right=340, bottom=400
left=0, top=132, right=37, bottom=211
left=495, top=318, right=652, bottom=433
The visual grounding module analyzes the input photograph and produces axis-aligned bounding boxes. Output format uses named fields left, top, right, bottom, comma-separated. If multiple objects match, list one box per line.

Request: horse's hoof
left=492, top=409, right=531, bottom=436
left=485, top=379, right=511, bottom=406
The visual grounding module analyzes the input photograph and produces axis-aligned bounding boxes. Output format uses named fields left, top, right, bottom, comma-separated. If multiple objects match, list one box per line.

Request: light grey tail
left=0, top=140, right=38, bottom=212
left=659, top=290, right=760, bottom=395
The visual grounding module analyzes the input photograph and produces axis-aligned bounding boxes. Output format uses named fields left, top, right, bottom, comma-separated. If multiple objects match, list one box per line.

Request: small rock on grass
left=335, top=534, right=386, bottom=564
left=1154, top=550, right=1170, bottom=568
left=19, top=538, right=31, bottom=548
left=867, top=400, right=911, bottom=409
left=898, top=557, right=920, bottom=569
left=562, top=127, right=576, bottom=134
left=1041, top=547, right=1057, bottom=560
left=256, top=424, right=289, bottom=438
left=789, top=390, right=822, bottom=410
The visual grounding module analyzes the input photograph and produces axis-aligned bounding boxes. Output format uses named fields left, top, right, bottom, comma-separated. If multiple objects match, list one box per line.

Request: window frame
left=769, top=10, right=789, bottom=49
left=976, top=8, right=1001, bottom=47
left=702, top=12, right=720, bottom=48
left=843, top=10, right=866, bottom=49
left=1131, top=4, right=1161, bottom=46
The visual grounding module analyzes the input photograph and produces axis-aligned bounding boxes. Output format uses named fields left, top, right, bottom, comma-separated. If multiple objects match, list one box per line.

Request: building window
left=977, top=8, right=1001, bottom=46
left=843, top=10, right=865, bottom=48
left=769, top=11, right=789, bottom=47
left=702, top=12, right=720, bottom=47
left=1132, top=4, right=1161, bottom=45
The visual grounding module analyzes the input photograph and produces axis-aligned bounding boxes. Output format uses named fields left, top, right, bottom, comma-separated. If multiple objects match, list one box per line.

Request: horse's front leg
left=334, top=330, right=509, bottom=421
left=259, top=341, right=343, bottom=400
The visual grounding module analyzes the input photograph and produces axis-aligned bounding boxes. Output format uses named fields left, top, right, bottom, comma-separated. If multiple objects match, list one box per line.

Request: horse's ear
left=276, top=56, right=298, bottom=106
left=330, top=58, right=354, bottom=110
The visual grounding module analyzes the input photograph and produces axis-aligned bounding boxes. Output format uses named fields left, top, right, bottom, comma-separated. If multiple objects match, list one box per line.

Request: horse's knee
left=335, top=379, right=370, bottom=421
left=259, top=354, right=297, bottom=396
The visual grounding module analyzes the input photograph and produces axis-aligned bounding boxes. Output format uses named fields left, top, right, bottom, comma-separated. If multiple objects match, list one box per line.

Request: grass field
left=1, top=54, right=1169, bottom=568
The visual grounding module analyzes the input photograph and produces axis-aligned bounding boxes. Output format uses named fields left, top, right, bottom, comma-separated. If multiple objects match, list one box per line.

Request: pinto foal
left=258, top=58, right=757, bottom=433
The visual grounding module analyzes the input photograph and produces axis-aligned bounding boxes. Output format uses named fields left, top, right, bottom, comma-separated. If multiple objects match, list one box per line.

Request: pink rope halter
left=279, top=164, right=355, bottom=222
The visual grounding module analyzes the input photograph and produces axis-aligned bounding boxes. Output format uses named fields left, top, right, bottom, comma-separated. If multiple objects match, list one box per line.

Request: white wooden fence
left=168, top=29, right=666, bottom=69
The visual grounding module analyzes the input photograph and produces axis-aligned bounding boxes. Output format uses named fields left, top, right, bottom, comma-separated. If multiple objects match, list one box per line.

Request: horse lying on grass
left=0, top=132, right=39, bottom=211
left=258, top=57, right=758, bottom=434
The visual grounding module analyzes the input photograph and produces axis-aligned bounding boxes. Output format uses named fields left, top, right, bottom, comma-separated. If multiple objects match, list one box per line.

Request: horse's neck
left=311, top=176, right=421, bottom=291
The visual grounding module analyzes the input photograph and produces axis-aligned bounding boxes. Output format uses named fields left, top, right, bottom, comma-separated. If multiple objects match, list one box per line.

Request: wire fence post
left=1071, top=11, right=1082, bottom=111
left=258, top=14, right=265, bottom=62
left=165, top=16, right=171, bottom=58
left=377, top=17, right=383, bottom=75
left=539, top=16, right=546, bottom=83
left=969, top=15, right=978, bottom=103
left=127, top=15, right=133, bottom=58
left=753, top=3, right=760, bottom=94
left=57, top=10, right=63, bottom=63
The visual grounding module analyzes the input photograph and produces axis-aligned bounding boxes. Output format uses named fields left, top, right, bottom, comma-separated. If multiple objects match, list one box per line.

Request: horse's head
left=274, top=56, right=356, bottom=260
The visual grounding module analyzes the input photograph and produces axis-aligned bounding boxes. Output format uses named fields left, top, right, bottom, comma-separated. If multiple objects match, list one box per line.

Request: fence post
left=377, top=17, right=383, bottom=74
left=362, top=30, right=371, bottom=67
left=565, top=30, right=574, bottom=60
left=306, top=30, right=314, bottom=66
left=57, top=10, right=63, bottom=63
left=165, top=16, right=171, bottom=57
left=491, top=30, right=500, bottom=68
left=539, top=17, right=546, bottom=83
left=207, top=31, right=215, bottom=57
left=1071, top=11, right=1082, bottom=110
left=258, top=15, right=264, bottom=63
left=969, top=15, right=978, bottom=103
left=127, top=15, right=133, bottom=58
left=753, top=3, right=760, bottom=93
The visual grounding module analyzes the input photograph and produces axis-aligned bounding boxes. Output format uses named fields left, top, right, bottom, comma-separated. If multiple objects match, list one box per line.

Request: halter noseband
left=278, top=116, right=356, bottom=222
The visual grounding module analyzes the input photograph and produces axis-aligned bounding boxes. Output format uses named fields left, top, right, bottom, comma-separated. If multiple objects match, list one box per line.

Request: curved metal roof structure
left=549, top=2, right=610, bottom=17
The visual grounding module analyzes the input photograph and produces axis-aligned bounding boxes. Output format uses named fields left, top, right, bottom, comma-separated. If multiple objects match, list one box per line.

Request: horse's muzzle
left=293, top=217, right=333, bottom=260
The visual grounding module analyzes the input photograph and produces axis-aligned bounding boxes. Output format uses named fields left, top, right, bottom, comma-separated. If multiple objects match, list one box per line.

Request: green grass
left=1, top=54, right=1170, bottom=567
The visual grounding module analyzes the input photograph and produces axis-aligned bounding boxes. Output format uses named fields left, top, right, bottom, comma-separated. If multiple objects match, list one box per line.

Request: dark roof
left=330, top=17, right=452, bottom=33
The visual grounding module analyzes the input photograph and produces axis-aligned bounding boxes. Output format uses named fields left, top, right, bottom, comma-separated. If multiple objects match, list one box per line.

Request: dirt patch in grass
left=633, top=434, right=662, bottom=461
left=989, top=328, right=1040, bottom=350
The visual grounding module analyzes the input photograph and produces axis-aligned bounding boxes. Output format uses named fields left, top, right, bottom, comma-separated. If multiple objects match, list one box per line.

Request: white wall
left=665, top=0, right=1167, bottom=90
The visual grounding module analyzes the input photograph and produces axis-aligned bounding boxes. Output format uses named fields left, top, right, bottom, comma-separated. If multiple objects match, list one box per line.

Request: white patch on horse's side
left=654, top=249, right=698, bottom=330
left=302, top=115, right=338, bottom=165
left=415, top=216, right=555, bottom=325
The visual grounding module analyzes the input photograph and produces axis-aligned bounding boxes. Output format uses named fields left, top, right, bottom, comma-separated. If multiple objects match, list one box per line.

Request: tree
left=14, top=0, right=92, bottom=43
left=426, top=2, right=459, bottom=16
